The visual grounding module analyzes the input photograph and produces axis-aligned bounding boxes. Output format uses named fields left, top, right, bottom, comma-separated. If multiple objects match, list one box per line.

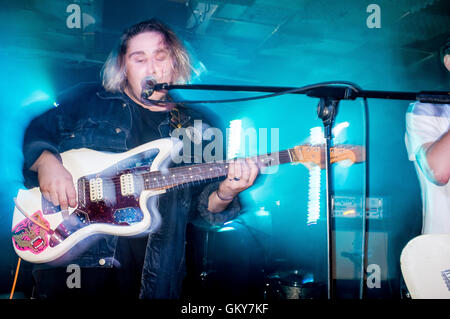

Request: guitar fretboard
left=141, top=149, right=293, bottom=191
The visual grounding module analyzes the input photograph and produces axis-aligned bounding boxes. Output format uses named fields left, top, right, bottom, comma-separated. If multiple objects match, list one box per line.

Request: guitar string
left=80, top=151, right=292, bottom=187
left=76, top=144, right=356, bottom=198
left=77, top=144, right=355, bottom=188
left=79, top=155, right=293, bottom=195
left=75, top=152, right=293, bottom=202
left=75, top=143, right=362, bottom=200
left=39, top=145, right=356, bottom=214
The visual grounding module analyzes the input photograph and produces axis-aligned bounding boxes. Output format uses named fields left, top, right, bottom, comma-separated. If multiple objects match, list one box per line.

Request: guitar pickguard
left=45, top=147, right=162, bottom=248
left=74, top=148, right=159, bottom=225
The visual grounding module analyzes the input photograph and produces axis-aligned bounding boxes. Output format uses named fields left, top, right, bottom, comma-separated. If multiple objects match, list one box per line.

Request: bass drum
left=264, top=269, right=326, bottom=299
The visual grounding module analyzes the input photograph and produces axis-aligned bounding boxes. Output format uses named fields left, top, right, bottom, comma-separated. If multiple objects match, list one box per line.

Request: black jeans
left=31, top=236, right=147, bottom=299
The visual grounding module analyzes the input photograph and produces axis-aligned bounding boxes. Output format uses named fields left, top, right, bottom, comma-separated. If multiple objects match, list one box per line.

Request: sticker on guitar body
left=12, top=211, right=50, bottom=254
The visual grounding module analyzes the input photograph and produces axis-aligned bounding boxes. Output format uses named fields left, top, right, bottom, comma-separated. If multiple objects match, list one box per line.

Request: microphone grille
left=142, top=76, right=157, bottom=88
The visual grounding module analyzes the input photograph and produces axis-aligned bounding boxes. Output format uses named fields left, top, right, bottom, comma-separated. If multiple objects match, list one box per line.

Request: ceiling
left=0, top=0, right=449, bottom=91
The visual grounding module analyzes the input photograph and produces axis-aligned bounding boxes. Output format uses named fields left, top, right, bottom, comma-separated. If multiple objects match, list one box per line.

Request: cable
left=9, top=257, right=22, bottom=299
left=359, top=97, right=370, bottom=299
left=10, top=199, right=53, bottom=299
left=144, top=81, right=362, bottom=106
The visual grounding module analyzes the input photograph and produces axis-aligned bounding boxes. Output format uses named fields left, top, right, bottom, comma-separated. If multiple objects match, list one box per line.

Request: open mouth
left=31, top=236, right=44, bottom=249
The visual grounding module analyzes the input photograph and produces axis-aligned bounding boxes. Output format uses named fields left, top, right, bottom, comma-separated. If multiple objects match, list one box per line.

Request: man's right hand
left=31, top=150, right=77, bottom=210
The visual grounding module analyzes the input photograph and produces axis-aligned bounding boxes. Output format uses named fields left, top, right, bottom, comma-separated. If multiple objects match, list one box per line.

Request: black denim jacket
left=22, top=82, right=240, bottom=298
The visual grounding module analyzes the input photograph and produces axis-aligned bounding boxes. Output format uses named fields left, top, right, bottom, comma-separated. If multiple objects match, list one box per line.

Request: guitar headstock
left=290, top=144, right=365, bottom=168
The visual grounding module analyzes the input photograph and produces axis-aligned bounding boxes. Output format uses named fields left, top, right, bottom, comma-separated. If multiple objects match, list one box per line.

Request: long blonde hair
left=101, top=18, right=192, bottom=92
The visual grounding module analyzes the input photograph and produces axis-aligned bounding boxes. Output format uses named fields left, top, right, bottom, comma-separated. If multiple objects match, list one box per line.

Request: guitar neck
left=142, top=149, right=294, bottom=191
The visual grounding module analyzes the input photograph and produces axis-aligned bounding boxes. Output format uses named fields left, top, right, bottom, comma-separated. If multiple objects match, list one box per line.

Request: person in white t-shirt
left=405, top=40, right=450, bottom=234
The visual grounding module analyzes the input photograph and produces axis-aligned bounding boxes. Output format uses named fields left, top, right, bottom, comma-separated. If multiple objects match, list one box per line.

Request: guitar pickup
left=120, top=173, right=135, bottom=196
left=89, top=177, right=104, bottom=201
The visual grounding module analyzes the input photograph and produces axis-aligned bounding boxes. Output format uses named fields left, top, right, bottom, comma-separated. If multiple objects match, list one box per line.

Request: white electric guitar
left=11, top=137, right=364, bottom=264
left=401, top=234, right=450, bottom=299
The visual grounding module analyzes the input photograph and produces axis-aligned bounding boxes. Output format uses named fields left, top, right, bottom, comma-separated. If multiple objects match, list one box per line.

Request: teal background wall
left=0, top=0, right=448, bottom=298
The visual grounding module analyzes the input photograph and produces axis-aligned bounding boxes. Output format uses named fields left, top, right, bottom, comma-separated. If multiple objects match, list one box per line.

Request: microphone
left=141, top=76, right=157, bottom=99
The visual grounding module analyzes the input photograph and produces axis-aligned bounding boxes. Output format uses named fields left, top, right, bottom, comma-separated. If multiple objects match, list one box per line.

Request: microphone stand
left=316, top=97, right=339, bottom=299
left=147, top=83, right=450, bottom=104
left=147, top=82, right=450, bottom=300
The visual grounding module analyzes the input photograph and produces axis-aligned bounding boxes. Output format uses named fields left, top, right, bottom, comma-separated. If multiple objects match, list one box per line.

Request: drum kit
left=188, top=216, right=327, bottom=299
left=264, top=269, right=326, bottom=299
